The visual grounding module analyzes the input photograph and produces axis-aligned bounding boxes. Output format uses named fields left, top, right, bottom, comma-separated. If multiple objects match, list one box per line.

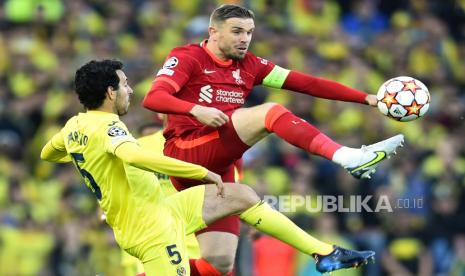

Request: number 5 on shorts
left=166, top=244, right=182, bottom=265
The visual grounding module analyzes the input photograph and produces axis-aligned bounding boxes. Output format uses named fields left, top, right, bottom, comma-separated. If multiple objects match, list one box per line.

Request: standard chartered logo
left=199, top=85, right=245, bottom=104
left=199, top=85, right=213, bottom=103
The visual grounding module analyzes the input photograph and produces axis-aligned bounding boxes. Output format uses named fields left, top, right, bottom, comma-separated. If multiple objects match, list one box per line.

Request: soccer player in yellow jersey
left=138, top=123, right=202, bottom=257
left=41, top=59, right=375, bottom=275
left=120, top=123, right=201, bottom=275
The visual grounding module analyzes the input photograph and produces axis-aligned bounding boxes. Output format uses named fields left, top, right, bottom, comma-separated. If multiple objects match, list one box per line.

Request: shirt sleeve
left=142, top=47, right=199, bottom=114
left=151, top=47, right=198, bottom=93
left=40, top=130, right=72, bottom=163
left=103, top=121, right=138, bottom=154
left=114, top=141, right=208, bottom=180
left=142, top=81, right=196, bottom=114
left=282, top=70, right=368, bottom=103
left=249, top=55, right=276, bottom=86
left=50, top=130, right=66, bottom=151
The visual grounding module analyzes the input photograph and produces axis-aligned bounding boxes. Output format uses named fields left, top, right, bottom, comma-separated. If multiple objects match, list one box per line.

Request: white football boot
left=334, top=134, right=405, bottom=179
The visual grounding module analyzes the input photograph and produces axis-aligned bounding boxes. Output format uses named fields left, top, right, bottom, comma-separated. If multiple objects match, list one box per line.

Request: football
left=376, top=76, right=431, bottom=122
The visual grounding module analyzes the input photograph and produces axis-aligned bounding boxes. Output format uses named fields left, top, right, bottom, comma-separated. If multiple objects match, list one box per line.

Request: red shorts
left=164, top=117, right=250, bottom=235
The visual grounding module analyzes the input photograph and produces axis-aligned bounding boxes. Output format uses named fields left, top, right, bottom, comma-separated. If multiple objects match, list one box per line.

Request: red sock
left=265, top=105, right=342, bottom=160
left=189, top=258, right=223, bottom=276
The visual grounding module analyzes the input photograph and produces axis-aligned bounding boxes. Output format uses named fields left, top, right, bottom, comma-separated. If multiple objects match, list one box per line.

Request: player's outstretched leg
left=232, top=103, right=405, bottom=179
left=202, top=183, right=375, bottom=273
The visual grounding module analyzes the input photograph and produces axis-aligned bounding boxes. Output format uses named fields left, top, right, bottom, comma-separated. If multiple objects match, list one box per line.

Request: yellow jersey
left=44, top=111, right=207, bottom=249
left=138, top=131, right=177, bottom=196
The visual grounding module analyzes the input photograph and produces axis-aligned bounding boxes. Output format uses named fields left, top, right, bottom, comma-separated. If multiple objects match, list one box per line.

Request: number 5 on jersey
left=166, top=244, right=182, bottom=265
left=70, top=153, right=102, bottom=200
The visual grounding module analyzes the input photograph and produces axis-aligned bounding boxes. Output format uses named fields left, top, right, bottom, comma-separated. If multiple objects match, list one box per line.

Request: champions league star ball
left=377, top=76, right=431, bottom=122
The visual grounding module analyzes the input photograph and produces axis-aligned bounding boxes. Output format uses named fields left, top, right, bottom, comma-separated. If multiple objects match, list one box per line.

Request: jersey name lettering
left=67, top=131, right=88, bottom=146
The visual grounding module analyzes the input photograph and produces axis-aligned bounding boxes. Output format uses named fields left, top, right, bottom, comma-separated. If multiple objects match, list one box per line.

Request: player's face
left=215, top=18, right=254, bottom=60
left=114, top=70, right=133, bottom=116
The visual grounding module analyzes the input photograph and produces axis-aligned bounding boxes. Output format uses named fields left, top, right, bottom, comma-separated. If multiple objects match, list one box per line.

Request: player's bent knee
left=232, top=184, right=260, bottom=209
left=203, top=254, right=235, bottom=275
left=259, top=102, right=280, bottom=112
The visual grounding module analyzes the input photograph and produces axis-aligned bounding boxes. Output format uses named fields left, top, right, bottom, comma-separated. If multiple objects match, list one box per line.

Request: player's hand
left=190, top=105, right=229, bottom=127
left=365, top=95, right=378, bottom=106
left=203, top=170, right=225, bottom=197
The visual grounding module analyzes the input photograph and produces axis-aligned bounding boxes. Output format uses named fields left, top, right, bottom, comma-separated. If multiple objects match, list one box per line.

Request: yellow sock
left=240, top=201, right=333, bottom=255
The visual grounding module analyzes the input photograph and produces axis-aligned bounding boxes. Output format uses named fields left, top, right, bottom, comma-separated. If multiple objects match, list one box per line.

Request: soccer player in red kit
left=143, top=4, right=404, bottom=275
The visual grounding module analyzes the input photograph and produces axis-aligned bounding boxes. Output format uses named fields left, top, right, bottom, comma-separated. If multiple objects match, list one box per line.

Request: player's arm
left=114, top=141, right=224, bottom=196
left=142, top=80, right=229, bottom=127
left=142, top=51, right=198, bottom=114
left=40, top=132, right=72, bottom=163
left=142, top=52, right=228, bottom=127
left=143, top=82, right=228, bottom=127
left=143, top=80, right=196, bottom=114
left=261, top=65, right=377, bottom=106
left=115, top=141, right=207, bottom=179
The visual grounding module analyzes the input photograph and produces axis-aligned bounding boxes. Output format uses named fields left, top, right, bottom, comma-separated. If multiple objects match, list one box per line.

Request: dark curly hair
left=74, top=59, right=123, bottom=110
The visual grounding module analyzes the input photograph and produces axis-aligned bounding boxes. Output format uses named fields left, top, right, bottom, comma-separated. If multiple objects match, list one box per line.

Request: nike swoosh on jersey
left=204, top=69, right=216, bottom=74
left=350, top=151, right=387, bottom=173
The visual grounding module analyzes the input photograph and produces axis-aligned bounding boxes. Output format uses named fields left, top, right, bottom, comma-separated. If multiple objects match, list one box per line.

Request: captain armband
left=262, top=65, right=291, bottom=89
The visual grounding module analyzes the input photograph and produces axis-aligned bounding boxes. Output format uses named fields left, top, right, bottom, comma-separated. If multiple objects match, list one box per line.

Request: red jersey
left=152, top=40, right=275, bottom=140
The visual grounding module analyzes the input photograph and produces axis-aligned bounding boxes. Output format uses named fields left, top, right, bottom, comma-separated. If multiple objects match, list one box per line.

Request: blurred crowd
left=0, top=0, right=464, bottom=275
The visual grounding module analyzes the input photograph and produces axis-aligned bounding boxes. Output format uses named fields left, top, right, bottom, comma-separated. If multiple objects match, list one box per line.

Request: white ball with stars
left=376, top=76, right=431, bottom=122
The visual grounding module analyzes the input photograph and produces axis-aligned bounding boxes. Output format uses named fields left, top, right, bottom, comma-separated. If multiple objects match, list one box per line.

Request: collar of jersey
left=201, top=39, right=233, bottom=67
left=85, top=110, right=119, bottom=119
